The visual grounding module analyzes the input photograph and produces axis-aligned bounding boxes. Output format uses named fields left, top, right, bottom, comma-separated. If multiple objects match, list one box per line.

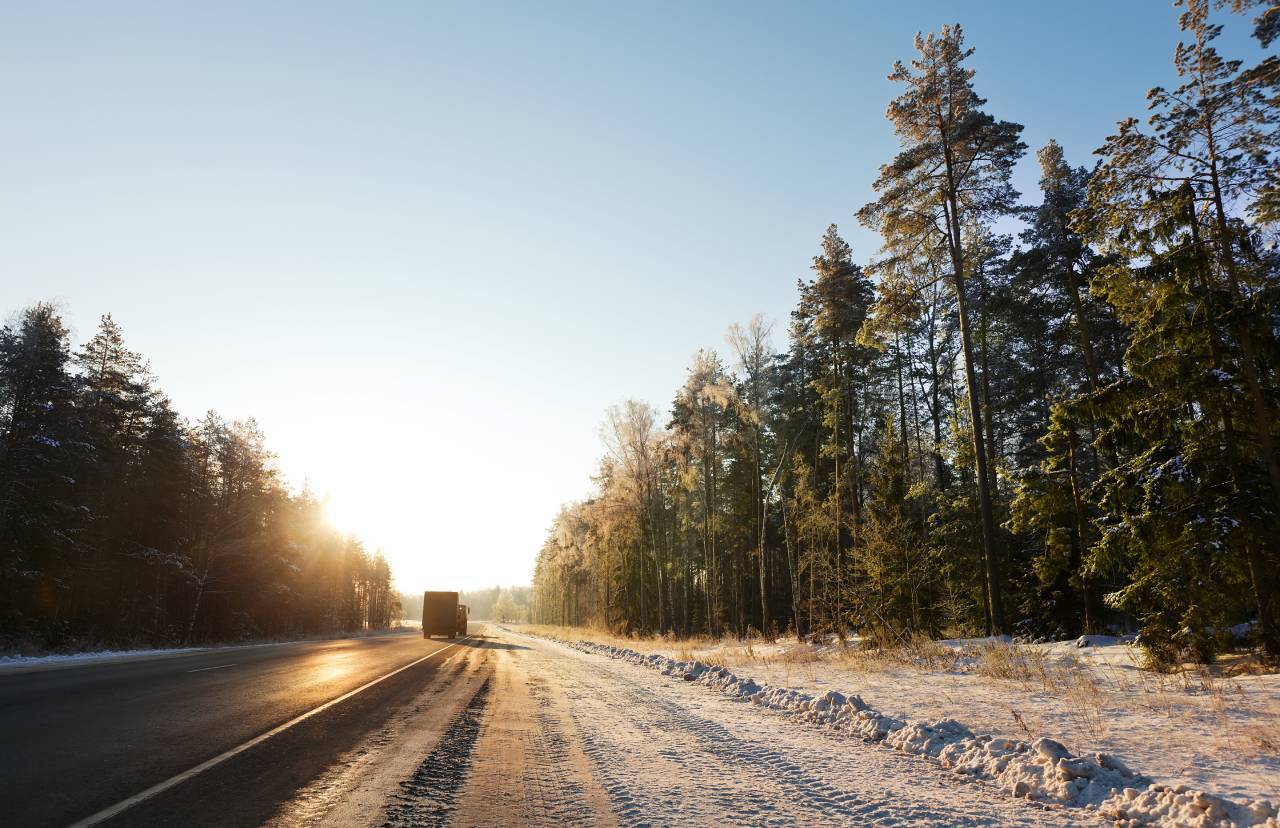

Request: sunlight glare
left=321, top=494, right=367, bottom=538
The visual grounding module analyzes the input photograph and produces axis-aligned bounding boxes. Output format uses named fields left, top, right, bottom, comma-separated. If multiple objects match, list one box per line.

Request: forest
left=399, top=586, right=532, bottom=623
left=532, top=1, right=1280, bottom=667
left=0, top=306, right=398, bottom=652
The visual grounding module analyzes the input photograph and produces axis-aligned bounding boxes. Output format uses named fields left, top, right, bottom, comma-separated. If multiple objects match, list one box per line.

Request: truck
left=422, top=591, right=468, bottom=638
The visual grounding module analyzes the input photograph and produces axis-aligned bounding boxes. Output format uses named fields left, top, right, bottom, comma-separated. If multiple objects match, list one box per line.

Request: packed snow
left=500, top=629, right=1084, bottom=826
left=562, top=630, right=1278, bottom=806
left=520, top=629, right=1278, bottom=827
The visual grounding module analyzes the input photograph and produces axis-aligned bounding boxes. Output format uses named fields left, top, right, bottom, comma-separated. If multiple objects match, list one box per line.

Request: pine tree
left=72, top=315, right=163, bottom=632
left=858, top=24, right=1026, bottom=634
left=791, top=226, right=875, bottom=633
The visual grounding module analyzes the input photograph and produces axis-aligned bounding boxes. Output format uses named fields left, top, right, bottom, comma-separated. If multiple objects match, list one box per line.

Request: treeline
left=533, top=2, right=1280, bottom=666
left=463, top=586, right=531, bottom=622
left=401, top=587, right=531, bottom=622
left=0, top=304, right=398, bottom=651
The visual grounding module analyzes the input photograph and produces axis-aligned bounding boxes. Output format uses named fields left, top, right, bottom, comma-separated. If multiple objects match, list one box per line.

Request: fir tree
left=1075, top=0, right=1280, bottom=659
left=0, top=304, right=86, bottom=640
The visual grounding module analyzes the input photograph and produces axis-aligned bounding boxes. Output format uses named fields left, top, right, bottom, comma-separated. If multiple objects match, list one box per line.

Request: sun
left=322, top=492, right=372, bottom=538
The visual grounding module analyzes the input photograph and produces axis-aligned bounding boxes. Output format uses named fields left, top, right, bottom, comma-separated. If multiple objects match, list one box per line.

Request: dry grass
left=519, top=623, right=722, bottom=656
left=835, top=634, right=961, bottom=673
left=950, top=642, right=1109, bottom=740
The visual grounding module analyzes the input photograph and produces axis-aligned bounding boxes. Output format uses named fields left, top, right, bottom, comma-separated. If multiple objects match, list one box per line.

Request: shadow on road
left=461, top=636, right=530, bottom=651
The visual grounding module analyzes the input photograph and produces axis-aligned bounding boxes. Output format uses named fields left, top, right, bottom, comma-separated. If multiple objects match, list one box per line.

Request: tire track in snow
left=448, top=641, right=613, bottom=826
left=382, top=677, right=491, bottom=827
left=567, top=666, right=889, bottom=825
left=528, top=633, right=1083, bottom=827
left=519, top=674, right=597, bottom=823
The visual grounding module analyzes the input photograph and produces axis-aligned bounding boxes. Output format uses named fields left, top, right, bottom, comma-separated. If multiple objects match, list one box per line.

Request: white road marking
left=68, top=637, right=472, bottom=828
left=186, top=663, right=237, bottom=673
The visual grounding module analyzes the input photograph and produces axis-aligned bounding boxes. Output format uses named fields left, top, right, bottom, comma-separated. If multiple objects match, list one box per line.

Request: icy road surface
left=275, top=625, right=1082, bottom=827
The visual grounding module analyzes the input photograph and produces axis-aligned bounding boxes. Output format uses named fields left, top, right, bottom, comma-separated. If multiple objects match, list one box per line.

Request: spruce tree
left=0, top=304, right=86, bottom=640
left=1006, top=143, right=1127, bottom=636
left=793, top=226, right=875, bottom=633
left=858, top=414, right=936, bottom=636
left=1076, top=0, right=1280, bottom=659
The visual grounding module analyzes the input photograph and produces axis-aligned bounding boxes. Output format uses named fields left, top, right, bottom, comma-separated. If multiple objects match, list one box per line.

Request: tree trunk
left=977, top=268, right=1000, bottom=504
left=942, top=192, right=1005, bottom=635
left=895, top=333, right=911, bottom=474
left=1066, top=423, right=1094, bottom=633
left=925, top=291, right=950, bottom=491
left=832, top=343, right=842, bottom=634
left=782, top=483, right=802, bottom=640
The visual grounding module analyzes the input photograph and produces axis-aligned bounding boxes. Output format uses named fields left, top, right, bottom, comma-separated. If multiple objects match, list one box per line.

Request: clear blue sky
left=0, top=1, right=1264, bottom=591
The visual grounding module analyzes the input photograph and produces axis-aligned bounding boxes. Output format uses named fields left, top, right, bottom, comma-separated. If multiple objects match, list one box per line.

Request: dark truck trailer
left=422, top=591, right=468, bottom=638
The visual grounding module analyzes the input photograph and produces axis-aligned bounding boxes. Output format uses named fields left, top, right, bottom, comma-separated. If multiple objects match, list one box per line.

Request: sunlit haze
left=0, top=1, right=1262, bottom=592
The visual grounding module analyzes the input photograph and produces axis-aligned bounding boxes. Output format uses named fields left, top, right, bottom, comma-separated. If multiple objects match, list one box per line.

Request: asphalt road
left=1, top=626, right=1099, bottom=827
left=0, top=629, right=469, bottom=827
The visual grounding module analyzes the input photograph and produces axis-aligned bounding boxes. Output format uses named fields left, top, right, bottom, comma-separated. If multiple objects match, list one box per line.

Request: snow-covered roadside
left=531, top=631, right=1277, bottom=828
left=520, top=625, right=1278, bottom=808
left=0, top=626, right=417, bottom=671
left=0, top=645, right=210, bottom=669
left=508, top=628, right=1084, bottom=826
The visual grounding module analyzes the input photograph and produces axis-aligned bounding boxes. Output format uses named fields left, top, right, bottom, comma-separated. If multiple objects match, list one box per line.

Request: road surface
left=1, top=625, right=1085, bottom=826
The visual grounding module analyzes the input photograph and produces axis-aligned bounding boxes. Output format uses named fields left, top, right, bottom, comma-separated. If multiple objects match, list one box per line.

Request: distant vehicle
left=422, top=591, right=466, bottom=639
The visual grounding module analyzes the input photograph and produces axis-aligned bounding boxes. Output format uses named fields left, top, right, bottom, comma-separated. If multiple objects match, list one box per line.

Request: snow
left=525, top=629, right=1278, bottom=827
left=1075, top=634, right=1133, bottom=648
left=0, top=628, right=421, bottom=670
left=1147, top=455, right=1194, bottom=484
left=0, top=645, right=207, bottom=668
left=505, top=628, right=1084, bottom=825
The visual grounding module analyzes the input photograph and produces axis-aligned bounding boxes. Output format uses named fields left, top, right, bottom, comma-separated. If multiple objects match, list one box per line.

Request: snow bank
left=563, top=639, right=1278, bottom=828
left=0, top=646, right=206, bottom=668
left=0, top=628, right=417, bottom=670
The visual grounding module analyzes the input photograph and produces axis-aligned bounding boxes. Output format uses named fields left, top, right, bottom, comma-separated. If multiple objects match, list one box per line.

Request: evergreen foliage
left=533, top=7, right=1280, bottom=666
left=0, top=307, right=398, bottom=651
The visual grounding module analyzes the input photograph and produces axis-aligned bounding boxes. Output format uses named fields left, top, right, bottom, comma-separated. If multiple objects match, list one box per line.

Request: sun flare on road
left=304, top=649, right=360, bottom=687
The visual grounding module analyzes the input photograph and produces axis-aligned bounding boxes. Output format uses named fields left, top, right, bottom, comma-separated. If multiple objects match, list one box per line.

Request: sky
left=0, top=1, right=1266, bottom=592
